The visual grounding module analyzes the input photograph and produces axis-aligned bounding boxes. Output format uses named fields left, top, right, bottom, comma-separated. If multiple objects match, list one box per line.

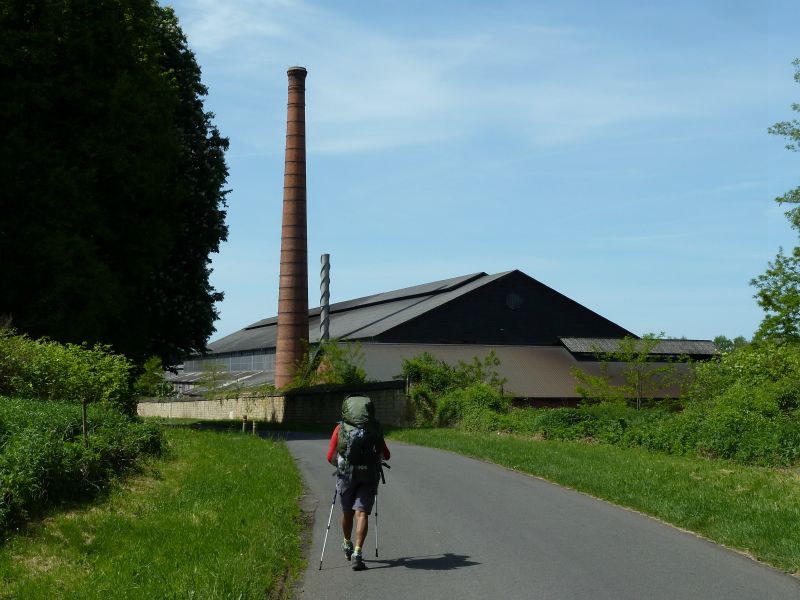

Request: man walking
left=326, top=395, right=390, bottom=571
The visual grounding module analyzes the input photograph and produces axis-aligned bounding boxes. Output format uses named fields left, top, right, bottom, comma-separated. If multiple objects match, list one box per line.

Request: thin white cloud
left=170, top=0, right=768, bottom=154
left=169, top=0, right=304, bottom=52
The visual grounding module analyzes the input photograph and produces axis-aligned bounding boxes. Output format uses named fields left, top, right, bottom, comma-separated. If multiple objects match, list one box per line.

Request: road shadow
left=365, top=553, right=480, bottom=571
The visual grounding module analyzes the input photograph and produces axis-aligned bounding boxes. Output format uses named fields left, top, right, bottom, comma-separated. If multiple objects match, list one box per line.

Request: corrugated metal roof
left=344, top=272, right=513, bottom=339
left=205, top=271, right=509, bottom=355
left=560, top=337, right=717, bottom=356
left=207, top=323, right=277, bottom=354
left=165, top=369, right=275, bottom=394
left=239, top=272, right=487, bottom=332
left=325, top=272, right=487, bottom=312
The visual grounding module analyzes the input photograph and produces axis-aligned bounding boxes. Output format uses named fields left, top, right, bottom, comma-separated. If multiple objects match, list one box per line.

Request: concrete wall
left=137, top=381, right=410, bottom=426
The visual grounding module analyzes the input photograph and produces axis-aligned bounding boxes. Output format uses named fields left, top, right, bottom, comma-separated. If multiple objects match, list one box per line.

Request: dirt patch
left=14, top=552, right=62, bottom=575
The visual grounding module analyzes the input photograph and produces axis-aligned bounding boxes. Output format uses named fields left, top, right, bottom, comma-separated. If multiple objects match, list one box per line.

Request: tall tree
left=751, top=59, right=800, bottom=343
left=142, top=6, right=229, bottom=365
left=0, top=0, right=228, bottom=365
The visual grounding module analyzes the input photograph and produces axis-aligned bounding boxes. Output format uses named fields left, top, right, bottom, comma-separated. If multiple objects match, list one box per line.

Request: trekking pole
left=319, top=487, right=337, bottom=570
left=374, top=461, right=389, bottom=557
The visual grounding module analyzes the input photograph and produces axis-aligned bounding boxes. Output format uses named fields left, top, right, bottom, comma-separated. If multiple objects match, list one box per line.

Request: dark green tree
left=0, top=1, right=228, bottom=366
left=751, top=59, right=800, bottom=344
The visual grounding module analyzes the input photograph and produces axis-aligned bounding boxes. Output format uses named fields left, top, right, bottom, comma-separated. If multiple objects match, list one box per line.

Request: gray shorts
left=337, top=478, right=377, bottom=515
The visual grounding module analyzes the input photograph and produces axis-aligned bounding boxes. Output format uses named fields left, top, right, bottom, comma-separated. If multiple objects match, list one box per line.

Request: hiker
left=326, top=395, right=390, bottom=571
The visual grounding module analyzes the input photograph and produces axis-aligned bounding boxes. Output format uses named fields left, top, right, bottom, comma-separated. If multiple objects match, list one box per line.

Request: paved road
left=284, top=433, right=800, bottom=600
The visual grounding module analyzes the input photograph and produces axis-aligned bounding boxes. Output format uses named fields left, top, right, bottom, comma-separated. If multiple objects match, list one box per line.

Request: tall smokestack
left=275, top=66, right=309, bottom=388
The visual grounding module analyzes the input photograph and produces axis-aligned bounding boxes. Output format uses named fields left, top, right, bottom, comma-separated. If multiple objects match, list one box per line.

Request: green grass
left=388, top=428, right=800, bottom=575
left=0, top=427, right=305, bottom=599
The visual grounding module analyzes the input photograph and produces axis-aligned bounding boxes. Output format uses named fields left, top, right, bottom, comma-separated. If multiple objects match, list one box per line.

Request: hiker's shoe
left=342, top=540, right=354, bottom=561
left=352, top=553, right=366, bottom=571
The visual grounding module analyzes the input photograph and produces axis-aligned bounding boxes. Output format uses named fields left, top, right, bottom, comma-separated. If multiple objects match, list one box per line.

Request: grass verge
left=0, top=427, right=304, bottom=599
left=387, top=428, right=800, bottom=575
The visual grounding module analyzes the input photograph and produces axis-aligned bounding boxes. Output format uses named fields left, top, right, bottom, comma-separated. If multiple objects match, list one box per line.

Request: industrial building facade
left=172, top=270, right=716, bottom=400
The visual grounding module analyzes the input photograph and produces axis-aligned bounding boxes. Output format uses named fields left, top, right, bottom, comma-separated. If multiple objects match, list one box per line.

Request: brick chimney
left=275, top=66, right=309, bottom=388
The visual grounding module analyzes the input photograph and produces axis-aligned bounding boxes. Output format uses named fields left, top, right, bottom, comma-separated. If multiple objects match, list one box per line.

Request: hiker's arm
left=382, top=440, right=390, bottom=461
left=326, top=425, right=340, bottom=465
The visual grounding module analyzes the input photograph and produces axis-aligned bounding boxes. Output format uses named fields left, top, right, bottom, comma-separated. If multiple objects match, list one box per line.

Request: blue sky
left=167, top=0, right=798, bottom=342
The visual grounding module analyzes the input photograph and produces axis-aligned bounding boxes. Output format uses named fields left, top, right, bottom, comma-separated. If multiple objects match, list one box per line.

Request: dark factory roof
left=205, top=271, right=503, bottom=354
left=202, top=269, right=715, bottom=358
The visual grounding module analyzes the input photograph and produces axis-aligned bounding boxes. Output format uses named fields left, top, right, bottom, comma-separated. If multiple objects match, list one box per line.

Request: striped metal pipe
left=320, top=254, right=330, bottom=342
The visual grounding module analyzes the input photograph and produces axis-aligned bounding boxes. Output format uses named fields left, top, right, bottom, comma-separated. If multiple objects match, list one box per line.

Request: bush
left=435, top=383, right=510, bottom=427
left=687, top=341, right=800, bottom=406
left=459, top=406, right=507, bottom=432
left=499, top=408, right=541, bottom=435
left=402, top=351, right=506, bottom=426
left=0, top=330, right=134, bottom=414
left=528, top=408, right=588, bottom=440
left=133, top=356, right=176, bottom=399
left=289, top=339, right=368, bottom=389
left=402, top=341, right=800, bottom=467
left=684, top=380, right=800, bottom=465
left=0, top=397, right=165, bottom=535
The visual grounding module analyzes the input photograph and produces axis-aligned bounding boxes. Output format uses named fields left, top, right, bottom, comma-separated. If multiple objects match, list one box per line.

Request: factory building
left=172, top=269, right=716, bottom=400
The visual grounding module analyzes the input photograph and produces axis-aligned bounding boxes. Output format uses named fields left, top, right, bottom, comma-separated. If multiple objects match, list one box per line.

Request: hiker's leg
left=339, top=479, right=357, bottom=541
left=354, top=510, right=368, bottom=548
left=342, top=510, right=354, bottom=540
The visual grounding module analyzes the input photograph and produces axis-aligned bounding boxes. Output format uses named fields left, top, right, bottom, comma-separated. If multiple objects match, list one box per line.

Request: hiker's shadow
left=367, top=553, right=480, bottom=571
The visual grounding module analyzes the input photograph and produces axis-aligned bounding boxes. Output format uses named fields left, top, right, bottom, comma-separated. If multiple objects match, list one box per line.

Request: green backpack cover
left=337, top=396, right=382, bottom=484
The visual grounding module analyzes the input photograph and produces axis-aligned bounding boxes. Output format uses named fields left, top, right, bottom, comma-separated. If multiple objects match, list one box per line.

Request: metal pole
left=319, top=488, right=337, bottom=570
left=320, top=254, right=330, bottom=342
left=374, top=488, right=379, bottom=557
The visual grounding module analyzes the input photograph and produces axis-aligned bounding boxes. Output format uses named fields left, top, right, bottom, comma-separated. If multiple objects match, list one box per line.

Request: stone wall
left=137, top=380, right=410, bottom=426
left=136, top=395, right=285, bottom=422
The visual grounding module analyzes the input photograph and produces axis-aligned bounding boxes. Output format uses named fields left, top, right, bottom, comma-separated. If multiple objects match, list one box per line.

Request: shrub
left=500, top=408, right=541, bottom=435
left=686, top=380, right=800, bottom=465
left=0, top=397, right=165, bottom=535
left=0, top=330, right=135, bottom=414
left=687, top=341, right=800, bottom=406
left=401, top=341, right=800, bottom=468
left=435, top=383, right=510, bottom=427
left=459, top=406, right=506, bottom=432
left=289, top=339, right=368, bottom=389
left=133, top=356, right=176, bottom=399
left=626, top=411, right=698, bottom=455
left=531, top=408, right=593, bottom=440
left=402, top=351, right=506, bottom=426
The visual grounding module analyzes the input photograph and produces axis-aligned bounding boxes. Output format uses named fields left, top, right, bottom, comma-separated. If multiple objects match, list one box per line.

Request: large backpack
left=337, top=396, right=383, bottom=484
